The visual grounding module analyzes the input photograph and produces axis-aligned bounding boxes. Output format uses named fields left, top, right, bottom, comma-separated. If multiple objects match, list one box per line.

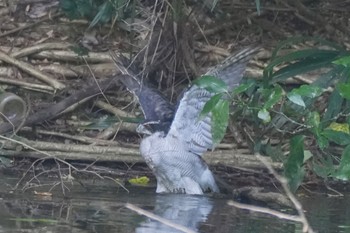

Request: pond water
left=0, top=174, right=349, bottom=233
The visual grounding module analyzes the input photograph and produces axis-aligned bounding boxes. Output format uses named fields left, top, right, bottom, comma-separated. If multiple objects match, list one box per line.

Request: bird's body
left=119, top=46, right=259, bottom=194
left=140, top=132, right=219, bottom=194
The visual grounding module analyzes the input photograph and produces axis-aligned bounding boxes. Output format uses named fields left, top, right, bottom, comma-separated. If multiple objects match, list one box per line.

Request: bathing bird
left=119, top=46, right=259, bottom=194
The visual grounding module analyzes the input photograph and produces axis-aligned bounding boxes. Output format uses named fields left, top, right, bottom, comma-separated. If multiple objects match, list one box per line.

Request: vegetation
left=0, top=0, right=349, bottom=198
left=196, top=37, right=350, bottom=191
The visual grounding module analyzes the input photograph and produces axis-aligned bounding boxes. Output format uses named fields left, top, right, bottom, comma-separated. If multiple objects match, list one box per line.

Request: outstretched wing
left=166, top=46, right=259, bottom=155
left=113, top=53, right=175, bottom=133
left=120, top=76, right=175, bottom=133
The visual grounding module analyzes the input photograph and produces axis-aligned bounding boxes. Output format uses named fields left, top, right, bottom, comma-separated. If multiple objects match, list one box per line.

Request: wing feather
left=167, top=46, right=259, bottom=156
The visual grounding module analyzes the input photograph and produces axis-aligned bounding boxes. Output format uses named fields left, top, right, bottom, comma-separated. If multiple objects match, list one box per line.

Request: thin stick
left=228, top=200, right=301, bottom=222
left=125, top=203, right=196, bottom=233
left=0, top=13, right=62, bottom=38
left=0, top=50, right=65, bottom=89
left=0, top=77, right=54, bottom=92
left=256, top=154, right=314, bottom=233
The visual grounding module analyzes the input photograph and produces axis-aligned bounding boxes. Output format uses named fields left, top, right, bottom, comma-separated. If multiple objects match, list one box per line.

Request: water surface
left=0, top=174, right=348, bottom=233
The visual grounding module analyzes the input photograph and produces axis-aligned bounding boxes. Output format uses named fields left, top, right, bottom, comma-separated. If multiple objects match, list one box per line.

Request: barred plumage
left=121, top=46, right=259, bottom=194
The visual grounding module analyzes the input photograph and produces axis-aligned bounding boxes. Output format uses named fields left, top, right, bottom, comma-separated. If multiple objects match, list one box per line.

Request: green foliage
left=59, top=0, right=131, bottom=27
left=195, top=75, right=229, bottom=145
left=201, top=36, right=350, bottom=191
left=193, top=75, right=228, bottom=93
left=334, top=145, right=350, bottom=180
left=337, top=83, right=350, bottom=100
left=284, top=136, right=305, bottom=192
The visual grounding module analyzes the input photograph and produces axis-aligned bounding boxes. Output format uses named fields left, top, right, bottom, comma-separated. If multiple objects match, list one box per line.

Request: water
left=0, top=174, right=348, bottom=233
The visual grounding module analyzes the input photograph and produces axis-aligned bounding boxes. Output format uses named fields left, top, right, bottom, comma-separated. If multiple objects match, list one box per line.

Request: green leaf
left=266, top=49, right=339, bottom=72
left=269, top=57, right=335, bottom=83
left=292, top=85, right=323, bottom=98
left=337, top=83, right=350, bottom=100
left=334, top=145, right=350, bottom=180
left=265, top=49, right=340, bottom=81
left=284, top=135, right=305, bottom=192
left=262, top=85, right=283, bottom=109
left=200, top=93, right=223, bottom=119
left=258, top=108, right=271, bottom=123
left=312, top=154, right=335, bottom=178
left=322, top=129, right=350, bottom=146
left=232, top=82, right=255, bottom=95
left=271, top=37, right=343, bottom=59
left=307, top=111, right=320, bottom=129
left=303, top=150, right=313, bottom=163
left=306, top=112, right=330, bottom=149
left=287, top=93, right=305, bottom=107
left=193, top=75, right=228, bottom=93
left=322, top=90, right=343, bottom=123
left=333, top=56, right=350, bottom=67
left=211, top=99, right=229, bottom=145
left=316, top=135, right=329, bottom=150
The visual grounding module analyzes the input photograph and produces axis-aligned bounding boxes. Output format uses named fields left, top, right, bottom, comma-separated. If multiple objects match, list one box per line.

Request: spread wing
left=166, top=46, right=259, bottom=155
left=120, top=76, right=175, bottom=133
left=114, top=53, right=175, bottom=133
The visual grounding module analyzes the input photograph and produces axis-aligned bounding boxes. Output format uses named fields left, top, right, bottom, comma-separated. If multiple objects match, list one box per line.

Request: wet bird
left=119, top=47, right=259, bottom=194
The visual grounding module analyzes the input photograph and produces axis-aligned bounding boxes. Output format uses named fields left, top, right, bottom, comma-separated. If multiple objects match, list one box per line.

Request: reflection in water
left=0, top=174, right=349, bottom=233
left=136, top=194, right=213, bottom=233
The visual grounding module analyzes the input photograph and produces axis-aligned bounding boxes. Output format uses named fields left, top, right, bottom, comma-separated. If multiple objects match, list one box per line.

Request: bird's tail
left=205, top=46, right=260, bottom=89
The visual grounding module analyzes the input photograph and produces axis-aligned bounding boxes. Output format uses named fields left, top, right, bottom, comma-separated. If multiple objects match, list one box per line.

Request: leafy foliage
left=284, top=136, right=305, bottom=192
left=203, top=37, right=350, bottom=192
left=194, top=75, right=229, bottom=145
left=59, top=0, right=131, bottom=27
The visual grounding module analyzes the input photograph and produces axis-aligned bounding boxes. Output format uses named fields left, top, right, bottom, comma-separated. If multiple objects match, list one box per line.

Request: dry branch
left=0, top=50, right=66, bottom=89
left=0, top=136, right=281, bottom=169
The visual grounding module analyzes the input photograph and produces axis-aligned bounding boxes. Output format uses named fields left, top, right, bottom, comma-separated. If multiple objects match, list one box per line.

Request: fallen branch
left=11, top=42, right=72, bottom=58
left=0, top=50, right=65, bottom=89
left=0, top=136, right=282, bottom=169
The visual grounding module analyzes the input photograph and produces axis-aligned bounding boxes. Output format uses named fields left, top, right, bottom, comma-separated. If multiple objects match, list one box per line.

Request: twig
left=125, top=203, right=196, bottom=233
left=11, top=42, right=72, bottom=58
left=0, top=13, right=63, bottom=38
left=19, top=127, right=122, bottom=146
left=95, top=100, right=135, bottom=118
left=228, top=200, right=301, bottom=222
left=34, top=50, right=114, bottom=63
left=0, top=77, right=54, bottom=92
left=0, top=50, right=65, bottom=89
left=0, top=138, right=139, bottom=155
left=103, top=176, right=129, bottom=193
left=255, top=154, right=314, bottom=233
left=0, top=135, right=105, bottom=191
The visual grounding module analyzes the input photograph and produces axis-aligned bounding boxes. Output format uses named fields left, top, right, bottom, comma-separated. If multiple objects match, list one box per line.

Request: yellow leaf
left=128, top=176, right=150, bottom=185
left=328, top=122, right=350, bottom=134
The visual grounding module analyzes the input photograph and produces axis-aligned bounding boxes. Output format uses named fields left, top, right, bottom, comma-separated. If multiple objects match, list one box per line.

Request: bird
left=118, top=46, right=259, bottom=194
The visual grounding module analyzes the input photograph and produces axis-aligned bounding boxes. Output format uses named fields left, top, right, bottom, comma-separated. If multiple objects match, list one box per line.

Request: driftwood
left=0, top=137, right=282, bottom=169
